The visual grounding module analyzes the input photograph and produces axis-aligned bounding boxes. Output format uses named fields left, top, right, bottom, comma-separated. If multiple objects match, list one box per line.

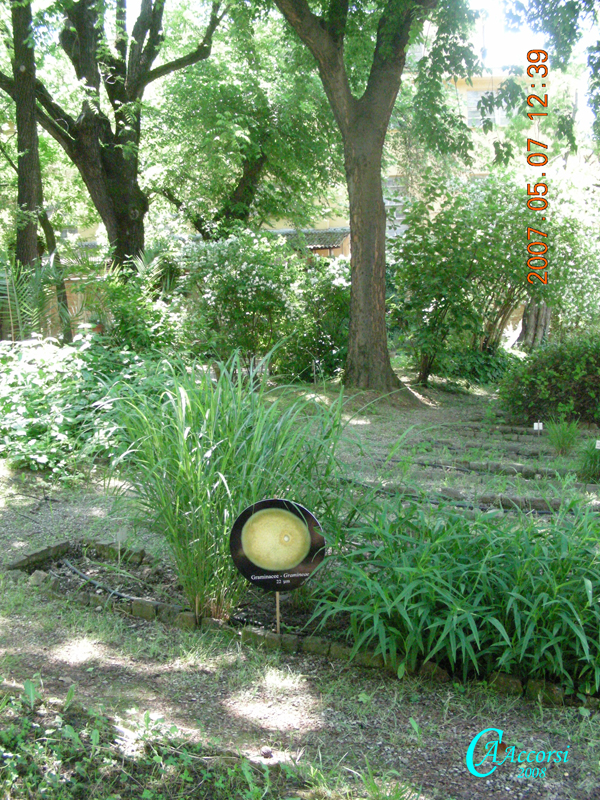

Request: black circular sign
left=229, top=498, right=325, bottom=592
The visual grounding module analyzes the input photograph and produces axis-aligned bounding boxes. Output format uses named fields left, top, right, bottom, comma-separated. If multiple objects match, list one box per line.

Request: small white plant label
left=534, top=422, right=543, bottom=431
left=596, top=440, right=600, bottom=450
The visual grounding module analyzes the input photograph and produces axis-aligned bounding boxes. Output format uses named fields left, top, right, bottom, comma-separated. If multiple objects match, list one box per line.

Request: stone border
left=4, top=538, right=595, bottom=707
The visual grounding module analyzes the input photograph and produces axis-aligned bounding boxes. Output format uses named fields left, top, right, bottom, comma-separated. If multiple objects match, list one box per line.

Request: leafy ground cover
left=2, top=385, right=600, bottom=798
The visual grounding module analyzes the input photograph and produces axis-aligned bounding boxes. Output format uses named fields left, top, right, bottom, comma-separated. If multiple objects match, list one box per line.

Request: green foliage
left=0, top=253, right=61, bottom=341
left=275, top=256, right=351, bottom=381
left=578, top=439, right=600, bottom=483
left=505, top=1, right=600, bottom=139
left=411, top=0, right=478, bottom=163
left=312, top=502, right=600, bottom=690
left=144, top=16, right=343, bottom=236
left=499, top=336, right=600, bottom=423
left=0, top=336, right=165, bottom=473
left=81, top=255, right=182, bottom=352
left=0, top=337, right=90, bottom=472
left=389, top=171, right=589, bottom=385
left=179, top=231, right=298, bottom=363
left=110, top=352, right=347, bottom=618
left=433, top=347, right=518, bottom=385
left=179, top=232, right=350, bottom=377
left=546, top=417, right=580, bottom=456
left=0, top=679, right=300, bottom=799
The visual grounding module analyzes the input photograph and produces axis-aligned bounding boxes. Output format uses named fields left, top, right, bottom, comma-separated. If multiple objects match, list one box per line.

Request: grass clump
left=111, top=352, right=347, bottom=619
left=578, top=439, right=600, bottom=483
left=312, top=502, right=600, bottom=691
left=546, top=416, right=580, bottom=456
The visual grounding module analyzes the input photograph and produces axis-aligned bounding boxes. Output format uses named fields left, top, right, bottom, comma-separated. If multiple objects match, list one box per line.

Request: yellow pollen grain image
left=241, top=508, right=311, bottom=571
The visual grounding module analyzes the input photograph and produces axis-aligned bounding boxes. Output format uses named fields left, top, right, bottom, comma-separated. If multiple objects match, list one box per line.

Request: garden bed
left=7, top=538, right=351, bottom=643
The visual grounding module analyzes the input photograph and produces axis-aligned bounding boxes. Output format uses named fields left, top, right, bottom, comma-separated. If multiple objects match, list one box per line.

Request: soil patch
left=14, top=541, right=350, bottom=641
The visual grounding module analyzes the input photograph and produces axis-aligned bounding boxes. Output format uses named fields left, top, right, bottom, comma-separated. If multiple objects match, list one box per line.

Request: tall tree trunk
left=72, top=115, right=148, bottom=264
left=11, top=0, right=38, bottom=268
left=417, top=352, right=436, bottom=386
left=271, top=0, right=429, bottom=389
left=517, top=300, right=551, bottom=350
left=344, top=124, right=398, bottom=389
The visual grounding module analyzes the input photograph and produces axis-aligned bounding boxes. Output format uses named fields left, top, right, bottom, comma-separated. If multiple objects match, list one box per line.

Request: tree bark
left=344, top=123, right=398, bottom=389
left=517, top=300, right=551, bottom=350
left=11, top=0, right=39, bottom=268
left=37, top=203, right=73, bottom=343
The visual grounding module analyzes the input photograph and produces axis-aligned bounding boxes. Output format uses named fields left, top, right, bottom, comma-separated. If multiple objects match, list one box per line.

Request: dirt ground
left=1, top=384, right=600, bottom=800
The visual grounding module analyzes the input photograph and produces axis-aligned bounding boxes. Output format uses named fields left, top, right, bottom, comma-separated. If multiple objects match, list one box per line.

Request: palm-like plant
left=0, top=252, right=60, bottom=340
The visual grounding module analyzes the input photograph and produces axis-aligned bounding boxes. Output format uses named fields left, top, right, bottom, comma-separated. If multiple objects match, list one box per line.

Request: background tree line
left=0, top=0, right=599, bottom=389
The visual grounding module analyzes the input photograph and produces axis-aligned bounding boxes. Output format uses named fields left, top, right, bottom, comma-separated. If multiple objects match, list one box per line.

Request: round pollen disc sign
left=229, top=498, right=325, bottom=591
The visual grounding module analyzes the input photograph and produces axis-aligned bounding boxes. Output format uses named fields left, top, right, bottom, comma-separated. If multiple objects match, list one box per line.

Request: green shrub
left=111, top=352, right=348, bottom=618
left=433, top=347, right=517, bottom=385
left=0, top=337, right=99, bottom=472
left=0, top=336, right=169, bottom=474
left=499, top=336, right=600, bottom=423
left=312, top=502, right=600, bottom=690
left=578, top=439, right=600, bottom=483
left=275, top=257, right=350, bottom=380
left=546, top=417, right=580, bottom=456
left=81, top=254, right=182, bottom=352
left=179, top=231, right=299, bottom=364
left=179, top=233, right=350, bottom=378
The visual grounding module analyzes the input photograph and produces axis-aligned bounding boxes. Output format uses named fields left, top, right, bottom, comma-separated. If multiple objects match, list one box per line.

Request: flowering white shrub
left=178, top=231, right=350, bottom=378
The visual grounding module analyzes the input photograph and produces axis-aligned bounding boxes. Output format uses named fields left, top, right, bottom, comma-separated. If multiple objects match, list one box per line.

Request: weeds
left=0, top=680, right=304, bottom=800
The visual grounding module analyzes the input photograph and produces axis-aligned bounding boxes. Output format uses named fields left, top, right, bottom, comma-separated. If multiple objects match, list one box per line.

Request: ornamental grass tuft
left=110, top=352, right=348, bottom=619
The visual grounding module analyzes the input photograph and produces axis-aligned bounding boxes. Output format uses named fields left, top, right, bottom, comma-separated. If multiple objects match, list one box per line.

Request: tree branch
left=34, top=78, right=78, bottom=135
left=137, top=0, right=167, bottom=84
left=273, top=0, right=355, bottom=130
left=214, top=150, right=267, bottom=224
left=362, top=0, right=436, bottom=109
left=273, top=0, right=336, bottom=63
left=325, top=0, right=349, bottom=43
left=60, top=0, right=101, bottom=92
left=0, top=70, right=77, bottom=155
left=0, top=139, right=18, bottom=173
left=115, top=0, right=128, bottom=63
left=138, top=1, right=225, bottom=93
left=158, top=186, right=212, bottom=238
left=128, top=0, right=154, bottom=77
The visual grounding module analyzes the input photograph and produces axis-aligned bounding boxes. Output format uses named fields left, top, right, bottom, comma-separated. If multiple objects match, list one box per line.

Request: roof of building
left=271, top=227, right=351, bottom=251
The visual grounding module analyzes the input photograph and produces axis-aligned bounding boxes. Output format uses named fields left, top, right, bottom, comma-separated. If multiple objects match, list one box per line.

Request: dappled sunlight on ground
left=222, top=662, right=322, bottom=734
left=263, top=665, right=305, bottom=693
left=222, top=691, right=321, bottom=733
left=343, top=415, right=372, bottom=425
left=53, top=636, right=103, bottom=665
left=403, top=384, right=439, bottom=407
